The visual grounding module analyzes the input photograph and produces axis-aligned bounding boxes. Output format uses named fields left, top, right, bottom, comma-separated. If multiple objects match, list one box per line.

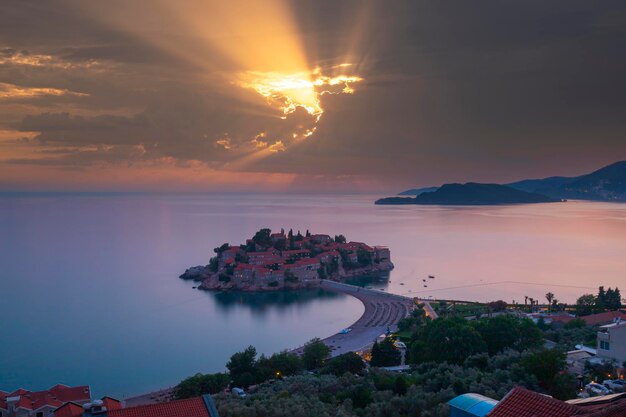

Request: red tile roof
left=293, top=258, right=320, bottom=266
left=487, top=386, right=584, bottom=417
left=234, top=264, right=256, bottom=270
left=5, top=385, right=90, bottom=411
left=581, top=311, right=626, bottom=326
left=108, top=396, right=212, bottom=417
left=53, top=402, right=85, bottom=417
left=582, top=402, right=626, bottom=417
left=102, top=396, right=123, bottom=411
left=49, top=385, right=90, bottom=403
left=8, top=388, right=29, bottom=397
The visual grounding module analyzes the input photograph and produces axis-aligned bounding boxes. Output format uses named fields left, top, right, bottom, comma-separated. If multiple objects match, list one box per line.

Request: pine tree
left=370, top=341, right=382, bottom=367
left=596, top=286, right=607, bottom=312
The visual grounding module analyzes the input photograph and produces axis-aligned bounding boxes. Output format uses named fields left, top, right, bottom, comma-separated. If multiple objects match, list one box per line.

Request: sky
left=1, top=0, right=625, bottom=193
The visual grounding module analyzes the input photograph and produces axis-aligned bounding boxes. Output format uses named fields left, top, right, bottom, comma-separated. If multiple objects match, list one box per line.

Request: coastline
left=290, top=280, right=415, bottom=357
left=125, top=280, right=415, bottom=405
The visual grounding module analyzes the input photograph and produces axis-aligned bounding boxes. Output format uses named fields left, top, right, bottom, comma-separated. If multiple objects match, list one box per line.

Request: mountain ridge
left=376, top=183, right=558, bottom=205
left=396, top=161, right=626, bottom=202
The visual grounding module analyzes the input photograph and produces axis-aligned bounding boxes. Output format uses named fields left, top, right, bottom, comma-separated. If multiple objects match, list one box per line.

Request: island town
left=180, top=228, right=394, bottom=291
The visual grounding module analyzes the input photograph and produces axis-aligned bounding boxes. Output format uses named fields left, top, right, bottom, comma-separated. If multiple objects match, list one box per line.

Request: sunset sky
left=1, top=1, right=625, bottom=192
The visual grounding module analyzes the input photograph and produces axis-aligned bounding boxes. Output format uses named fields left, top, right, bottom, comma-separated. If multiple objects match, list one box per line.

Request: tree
left=214, top=243, right=229, bottom=254
left=517, top=318, right=543, bottom=351
left=356, top=248, right=373, bottom=266
left=334, top=234, right=346, bottom=244
left=564, top=318, right=586, bottom=329
left=370, top=338, right=401, bottom=367
left=302, top=338, right=331, bottom=370
left=605, top=287, right=622, bottom=310
left=273, top=238, right=286, bottom=251
left=550, top=372, right=577, bottom=400
left=226, top=345, right=258, bottom=387
left=317, top=267, right=327, bottom=279
left=472, top=316, right=518, bottom=355
left=575, top=294, right=596, bottom=316
left=411, top=318, right=487, bottom=364
left=545, top=292, right=555, bottom=313
left=256, top=351, right=303, bottom=380
left=208, top=257, right=219, bottom=272
left=487, top=300, right=507, bottom=312
left=521, top=349, right=568, bottom=396
left=174, top=372, right=230, bottom=399
left=252, top=228, right=272, bottom=248
left=288, top=229, right=295, bottom=249
left=322, top=352, right=365, bottom=376
left=393, top=376, right=408, bottom=396
left=597, top=286, right=607, bottom=312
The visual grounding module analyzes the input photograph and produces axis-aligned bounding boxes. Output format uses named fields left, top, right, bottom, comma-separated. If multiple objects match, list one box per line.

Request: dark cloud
left=2, top=0, right=626, bottom=190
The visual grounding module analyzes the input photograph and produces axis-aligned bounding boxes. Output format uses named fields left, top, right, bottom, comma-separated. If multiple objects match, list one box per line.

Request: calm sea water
left=1, top=193, right=625, bottom=397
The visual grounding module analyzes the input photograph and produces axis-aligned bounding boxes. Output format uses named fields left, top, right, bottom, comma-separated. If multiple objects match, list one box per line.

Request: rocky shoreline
left=180, top=262, right=394, bottom=291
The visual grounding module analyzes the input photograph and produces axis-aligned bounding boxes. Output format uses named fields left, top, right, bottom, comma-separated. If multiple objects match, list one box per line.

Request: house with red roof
left=310, top=234, right=332, bottom=244
left=448, top=386, right=626, bottom=417
left=270, top=232, right=286, bottom=243
left=49, top=395, right=218, bottom=417
left=233, top=263, right=257, bottom=282
left=105, top=395, right=218, bottom=417
left=287, top=258, right=321, bottom=281
left=317, top=251, right=340, bottom=264
left=546, top=311, right=626, bottom=327
left=281, top=249, right=311, bottom=261
left=374, top=246, right=391, bottom=263
left=2, top=385, right=90, bottom=417
left=583, top=311, right=626, bottom=327
left=246, top=252, right=282, bottom=266
left=1, top=392, right=8, bottom=417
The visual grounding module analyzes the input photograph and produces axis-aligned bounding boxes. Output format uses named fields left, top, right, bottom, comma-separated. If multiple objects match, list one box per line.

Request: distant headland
left=180, top=229, right=394, bottom=291
left=392, top=160, right=626, bottom=202
left=375, top=183, right=559, bottom=206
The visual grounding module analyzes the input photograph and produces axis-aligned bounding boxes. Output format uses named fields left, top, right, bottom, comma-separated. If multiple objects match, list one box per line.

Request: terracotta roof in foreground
left=52, top=401, right=84, bottom=417
left=108, top=396, right=213, bottom=417
left=487, top=386, right=584, bottom=417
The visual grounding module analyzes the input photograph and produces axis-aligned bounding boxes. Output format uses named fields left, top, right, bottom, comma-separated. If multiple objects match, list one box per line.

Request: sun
left=238, top=66, right=363, bottom=123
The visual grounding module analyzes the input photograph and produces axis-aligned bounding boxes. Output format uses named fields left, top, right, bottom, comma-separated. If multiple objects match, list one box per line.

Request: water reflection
left=344, top=272, right=391, bottom=289
left=209, top=288, right=343, bottom=313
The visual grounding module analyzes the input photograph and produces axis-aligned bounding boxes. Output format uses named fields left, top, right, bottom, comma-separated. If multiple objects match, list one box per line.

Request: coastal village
left=180, top=228, right=393, bottom=291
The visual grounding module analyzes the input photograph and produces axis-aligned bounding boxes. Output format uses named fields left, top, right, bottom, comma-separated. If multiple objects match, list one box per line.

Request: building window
left=600, top=340, right=610, bottom=350
left=36, top=412, right=44, bottom=417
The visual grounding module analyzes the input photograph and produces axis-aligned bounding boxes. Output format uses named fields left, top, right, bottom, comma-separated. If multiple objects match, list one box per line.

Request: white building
left=597, top=320, right=626, bottom=365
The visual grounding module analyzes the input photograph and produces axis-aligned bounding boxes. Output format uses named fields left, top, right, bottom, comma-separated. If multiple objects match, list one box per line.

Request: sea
left=1, top=193, right=624, bottom=397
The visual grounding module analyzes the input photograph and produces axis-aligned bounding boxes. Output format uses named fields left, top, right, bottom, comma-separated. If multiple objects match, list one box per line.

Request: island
left=375, top=182, right=559, bottom=205
left=180, top=228, right=394, bottom=291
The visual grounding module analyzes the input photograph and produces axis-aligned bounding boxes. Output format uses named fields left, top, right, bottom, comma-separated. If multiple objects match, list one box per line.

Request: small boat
left=400, top=283, right=405, bottom=285
left=428, top=275, right=435, bottom=279
left=192, top=286, right=197, bottom=289
left=423, top=285, right=428, bottom=288
left=422, top=279, right=426, bottom=282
